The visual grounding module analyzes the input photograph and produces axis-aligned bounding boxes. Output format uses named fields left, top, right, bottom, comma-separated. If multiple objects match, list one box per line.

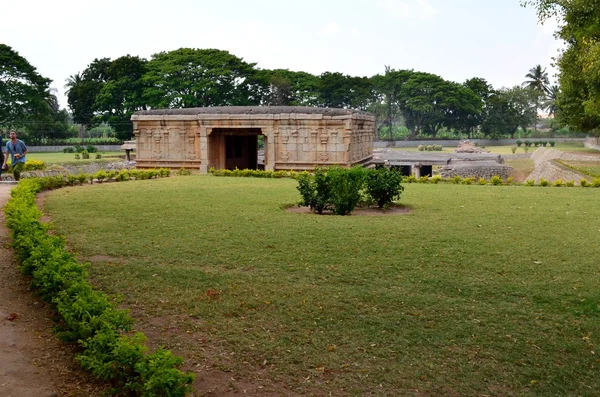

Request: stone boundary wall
left=440, top=165, right=514, bottom=180
left=584, top=137, right=600, bottom=151
left=374, top=138, right=586, bottom=148
left=26, top=145, right=123, bottom=153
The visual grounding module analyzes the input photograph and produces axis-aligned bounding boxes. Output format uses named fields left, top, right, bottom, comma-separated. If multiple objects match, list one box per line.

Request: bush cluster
left=210, top=167, right=294, bottom=178
left=297, top=166, right=404, bottom=215
left=4, top=159, right=47, bottom=172
left=417, top=144, right=443, bottom=151
left=64, top=145, right=99, bottom=154
left=3, top=173, right=193, bottom=395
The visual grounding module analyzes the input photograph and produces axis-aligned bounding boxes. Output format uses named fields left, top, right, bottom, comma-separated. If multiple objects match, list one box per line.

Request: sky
left=1, top=0, right=562, bottom=109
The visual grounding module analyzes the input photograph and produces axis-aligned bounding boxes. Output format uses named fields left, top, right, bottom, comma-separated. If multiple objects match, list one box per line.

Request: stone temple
left=130, top=106, right=375, bottom=173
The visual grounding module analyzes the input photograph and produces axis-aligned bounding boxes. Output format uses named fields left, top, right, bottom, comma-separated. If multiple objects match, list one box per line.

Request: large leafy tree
left=398, top=72, right=481, bottom=138
left=0, top=44, right=51, bottom=128
left=143, top=48, right=260, bottom=108
left=256, top=69, right=320, bottom=106
left=95, top=55, right=148, bottom=140
left=522, top=0, right=600, bottom=134
left=458, top=77, right=494, bottom=137
left=318, top=72, right=375, bottom=110
left=372, top=68, right=414, bottom=138
left=66, top=58, right=111, bottom=127
left=482, top=86, right=537, bottom=138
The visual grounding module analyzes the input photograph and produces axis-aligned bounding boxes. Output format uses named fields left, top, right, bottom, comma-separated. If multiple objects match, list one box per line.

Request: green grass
left=27, top=152, right=127, bottom=165
left=44, top=177, right=600, bottom=396
left=556, top=160, right=600, bottom=178
left=505, top=159, right=536, bottom=182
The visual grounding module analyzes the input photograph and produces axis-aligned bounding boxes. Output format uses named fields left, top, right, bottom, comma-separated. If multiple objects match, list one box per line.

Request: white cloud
left=376, top=0, right=440, bottom=21
left=323, top=22, right=342, bottom=35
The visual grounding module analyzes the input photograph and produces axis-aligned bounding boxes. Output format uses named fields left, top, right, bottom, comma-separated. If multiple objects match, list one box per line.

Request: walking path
left=0, top=184, right=102, bottom=396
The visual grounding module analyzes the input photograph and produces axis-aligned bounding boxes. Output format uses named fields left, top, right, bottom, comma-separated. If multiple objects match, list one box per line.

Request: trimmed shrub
left=431, top=175, right=443, bottom=184
left=81, top=150, right=90, bottom=159
left=553, top=179, right=564, bottom=187
left=451, top=176, right=462, bottom=184
left=525, top=179, right=535, bottom=186
left=516, top=140, right=523, bottom=147
left=506, top=176, right=514, bottom=185
left=462, top=177, right=475, bottom=185
left=524, top=140, right=532, bottom=147
left=566, top=180, right=575, bottom=187
left=549, top=140, right=556, bottom=147
left=593, top=178, right=600, bottom=188
left=364, top=167, right=404, bottom=208
left=327, top=166, right=366, bottom=215
left=540, top=178, right=550, bottom=187
left=63, top=147, right=75, bottom=153
left=580, top=178, right=590, bottom=187
left=511, top=146, right=517, bottom=154
left=417, top=145, right=425, bottom=151
left=478, top=177, right=487, bottom=185
left=86, top=145, right=98, bottom=153
left=3, top=176, right=192, bottom=395
left=490, top=176, right=503, bottom=186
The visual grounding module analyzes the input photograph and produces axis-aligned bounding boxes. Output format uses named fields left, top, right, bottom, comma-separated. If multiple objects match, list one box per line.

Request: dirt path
left=0, top=184, right=104, bottom=397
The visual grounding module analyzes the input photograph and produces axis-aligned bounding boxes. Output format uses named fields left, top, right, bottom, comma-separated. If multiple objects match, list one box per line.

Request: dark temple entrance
left=209, top=128, right=262, bottom=170
left=225, top=135, right=258, bottom=170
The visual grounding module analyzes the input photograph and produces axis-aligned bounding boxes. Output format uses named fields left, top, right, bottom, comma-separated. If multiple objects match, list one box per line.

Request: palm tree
left=64, top=73, right=83, bottom=96
left=523, top=65, right=550, bottom=94
left=523, top=65, right=551, bottom=132
left=545, top=85, right=560, bottom=131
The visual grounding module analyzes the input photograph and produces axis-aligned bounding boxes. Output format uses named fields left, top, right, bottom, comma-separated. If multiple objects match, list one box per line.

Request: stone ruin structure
left=454, top=140, right=491, bottom=154
left=377, top=150, right=514, bottom=180
left=130, top=106, right=375, bottom=173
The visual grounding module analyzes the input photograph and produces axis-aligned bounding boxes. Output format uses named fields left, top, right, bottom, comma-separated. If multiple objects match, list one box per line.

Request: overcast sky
left=2, top=0, right=561, bottom=109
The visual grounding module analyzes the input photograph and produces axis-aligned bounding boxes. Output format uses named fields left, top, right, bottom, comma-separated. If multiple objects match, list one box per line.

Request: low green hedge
left=4, top=171, right=194, bottom=396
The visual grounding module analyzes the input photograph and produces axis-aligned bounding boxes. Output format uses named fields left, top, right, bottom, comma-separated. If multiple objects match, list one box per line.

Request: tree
left=0, top=44, right=51, bottom=128
left=66, top=58, right=111, bottom=127
left=523, top=64, right=550, bottom=94
left=482, top=87, right=537, bottom=139
left=143, top=48, right=260, bottom=109
left=397, top=72, right=481, bottom=138
left=95, top=55, right=148, bottom=140
left=256, top=69, right=320, bottom=106
left=372, top=68, right=414, bottom=139
left=318, top=72, right=374, bottom=110
left=458, top=77, right=494, bottom=137
left=522, top=0, right=600, bottom=134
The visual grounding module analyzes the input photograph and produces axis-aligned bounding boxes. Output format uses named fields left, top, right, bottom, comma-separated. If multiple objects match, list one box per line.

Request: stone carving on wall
left=187, top=136, right=196, bottom=159
left=152, top=130, right=162, bottom=159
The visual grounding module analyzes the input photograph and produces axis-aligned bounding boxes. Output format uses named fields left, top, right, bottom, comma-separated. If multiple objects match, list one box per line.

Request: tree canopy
left=0, top=44, right=51, bottom=128
left=523, top=0, right=600, bottom=134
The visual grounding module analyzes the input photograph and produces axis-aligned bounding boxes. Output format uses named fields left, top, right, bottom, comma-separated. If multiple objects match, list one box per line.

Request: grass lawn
left=44, top=177, right=600, bottom=396
left=27, top=151, right=128, bottom=165
left=557, top=161, right=600, bottom=178
left=505, top=159, right=536, bottom=182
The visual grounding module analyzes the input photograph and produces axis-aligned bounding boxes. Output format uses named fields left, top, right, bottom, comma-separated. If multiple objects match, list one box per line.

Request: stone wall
left=440, top=164, right=514, bottom=180
left=27, top=145, right=123, bottom=152
left=584, top=137, right=600, bottom=151
left=374, top=138, right=586, bottom=149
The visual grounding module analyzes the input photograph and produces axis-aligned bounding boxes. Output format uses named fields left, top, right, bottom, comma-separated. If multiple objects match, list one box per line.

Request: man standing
left=2, top=131, right=27, bottom=181
left=0, top=133, right=4, bottom=180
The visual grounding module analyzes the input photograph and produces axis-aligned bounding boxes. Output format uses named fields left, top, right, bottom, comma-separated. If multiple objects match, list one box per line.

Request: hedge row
left=3, top=172, right=194, bottom=396
left=209, top=168, right=600, bottom=188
